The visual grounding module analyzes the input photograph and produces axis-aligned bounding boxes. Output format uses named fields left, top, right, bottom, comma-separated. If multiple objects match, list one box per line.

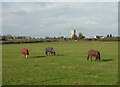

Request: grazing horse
left=45, top=47, right=56, bottom=56
left=21, top=48, right=29, bottom=58
left=87, top=49, right=100, bottom=61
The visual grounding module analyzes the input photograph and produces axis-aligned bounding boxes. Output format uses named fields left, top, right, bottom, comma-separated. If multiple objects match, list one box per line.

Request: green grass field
left=2, top=41, right=118, bottom=85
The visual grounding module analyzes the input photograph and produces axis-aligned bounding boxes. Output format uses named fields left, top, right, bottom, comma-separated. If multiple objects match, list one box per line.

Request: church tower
left=70, top=29, right=76, bottom=38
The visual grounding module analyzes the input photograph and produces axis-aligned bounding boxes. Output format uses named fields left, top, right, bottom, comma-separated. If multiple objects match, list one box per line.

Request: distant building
left=70, top=29, right=76, bottom=38
left=94, top=35, right=105, bottom=39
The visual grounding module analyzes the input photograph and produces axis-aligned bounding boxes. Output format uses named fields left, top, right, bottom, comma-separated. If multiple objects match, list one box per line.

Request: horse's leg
left=90, top=56, right=92, bottom=61
left=46, top=52, right=48, bottom=56
left=96, top=57, right=100, bottom=61
left=87, top=55, right=89, bottom=60
left=51, top=52, right=53, bottom=56
left=49, top=52, right=51, bottom=55
left=54, top=52, right=55, bottom=56
left=95, top=57, right=97, bottom=61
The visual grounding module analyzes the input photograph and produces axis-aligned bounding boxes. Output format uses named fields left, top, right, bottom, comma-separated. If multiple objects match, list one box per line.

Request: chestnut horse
left=87, top=49, right=100, bottom=61
left=21, top=48, right=29, bottom=58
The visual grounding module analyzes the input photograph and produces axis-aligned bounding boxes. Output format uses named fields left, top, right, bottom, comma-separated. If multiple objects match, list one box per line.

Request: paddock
left=2, top=41, right=118, bottom=85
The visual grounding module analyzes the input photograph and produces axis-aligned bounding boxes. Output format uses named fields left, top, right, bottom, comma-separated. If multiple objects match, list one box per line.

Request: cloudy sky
left=2, top=1, right=118, bottom=38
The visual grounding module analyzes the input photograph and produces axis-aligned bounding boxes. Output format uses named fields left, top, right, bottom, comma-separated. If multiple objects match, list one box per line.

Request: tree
left=107, top=34, right=112, bottom=38
left=72, top=34, right=77, bottom=40
left=2, top=36, right=7, bottom=41
left=107, top=34, right=109, bottom=37
left=78, top=33, right=85, bottom=39
left=109, top=34, right=112, bottom=37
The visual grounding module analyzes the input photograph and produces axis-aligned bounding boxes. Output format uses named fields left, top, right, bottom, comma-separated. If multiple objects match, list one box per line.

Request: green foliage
left=71, top=34, right=77, bottom=40
left=2, top=41, right=118, bottom=85
left=100, top=37, right=119, bottom=41
left=78, top=33, right=85, bottom=40
left=107, top=34, right=112, bottom=38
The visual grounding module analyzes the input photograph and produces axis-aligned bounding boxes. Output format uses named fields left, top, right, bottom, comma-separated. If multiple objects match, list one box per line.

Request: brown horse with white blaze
left=87, top=49, right=100, bottom=61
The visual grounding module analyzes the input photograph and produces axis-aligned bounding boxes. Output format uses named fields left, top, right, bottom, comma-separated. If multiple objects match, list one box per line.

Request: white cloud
left=85, top=21, right=98, bottom=25
left=2, top=2, right=118, bottom=37
left=2, top=0, right=119, bottom=2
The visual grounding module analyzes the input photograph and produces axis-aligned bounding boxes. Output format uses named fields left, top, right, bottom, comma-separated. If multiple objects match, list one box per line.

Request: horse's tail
left=98, top=51, right=101, bottom=60
left=26, top=49, right=29, bottom=55
left=53, top=51, right=56, bottom=55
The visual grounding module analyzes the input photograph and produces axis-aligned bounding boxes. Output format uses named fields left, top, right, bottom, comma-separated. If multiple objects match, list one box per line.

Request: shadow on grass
left=101, top=58, right=114, bottom=62
left=56, top=54, right=64, bottom=56
left=32, top=56, right=46, bottom=58
left=33, top=54, right=64, bottom=58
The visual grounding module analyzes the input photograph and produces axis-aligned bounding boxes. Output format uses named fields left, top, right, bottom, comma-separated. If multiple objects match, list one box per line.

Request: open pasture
left=2, top=41, right=118, bottom=85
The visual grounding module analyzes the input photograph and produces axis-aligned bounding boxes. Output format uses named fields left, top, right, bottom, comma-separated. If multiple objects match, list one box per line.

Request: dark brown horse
left=87, top=49, right=100, bottom=61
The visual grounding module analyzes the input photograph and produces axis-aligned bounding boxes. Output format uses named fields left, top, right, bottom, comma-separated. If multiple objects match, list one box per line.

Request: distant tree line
left=70, top=33, right=120, bottom=41
left=71, top=32, right=85, bottom=40
left=0, top=33, right=120, bottom=44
